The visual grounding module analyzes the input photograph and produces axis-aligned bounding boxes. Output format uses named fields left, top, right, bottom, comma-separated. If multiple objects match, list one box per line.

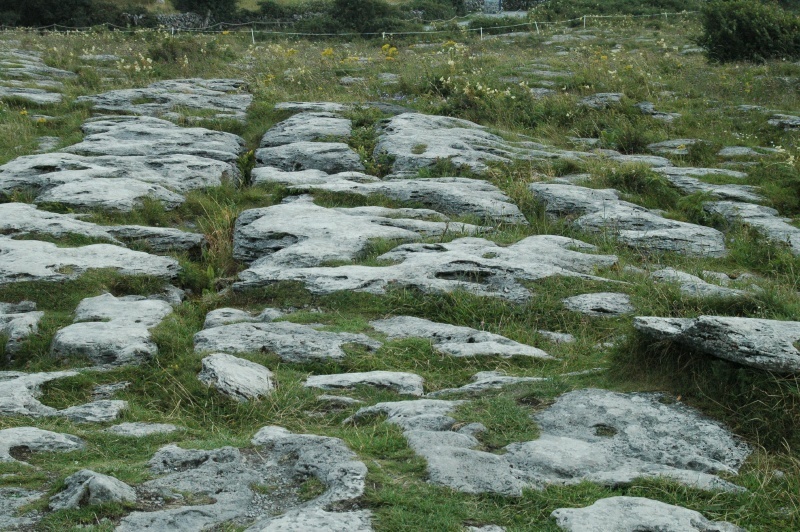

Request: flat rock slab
left=52, top=293, right=173, bottom=366
left=429, top=371, right=546, bottom=397
left=279, top=176, right=528, bottom=224
left=552, top=496, right=744, bottom=531
left=236, top=236, right=617, bottom=303
left=256, top=141, right=365, bottom=174
left=650, top=268, right=745, bottom=298
left=0, top=300, right=44, bottom=355
left=704, top=201, right=800, bottom=255
left=203, top=307, right=284, bottom=329
left=194, top=321, right=381, bottom=363
left=0, top=427, right=84, bottom=463
left=647, top=138, right=704, bottom=155
left=0, top=49, right=76, bottom=80
left=0, top=237, right=180, bottom=285
left=233, top=195, right=484, bottom=267
left=370, top=315, right=551, bottom=359
left=77, top=78, right=252, bottom=121
left=0, top=370, right=79, bottom=417
left=248, top=508, right=373, bottom=531
left=198, top=353, right=274, bottom=401
left=562, top=292, right=634, bottom=317
left=530, top=183, right=727, bottom=257
left=0, top=488, right=42, bottom=529
left=655, top=173, right=761, bottom=202
left=0, top=85, right=61, bottom=104
left=50, top=469, right=135, bottom=510
left=349, top=388, right=748, bottom=495
left=634, top=315, right=800, bottom=373
left=305, top=371, right=424, bottom=396
left=60, top=399, right=128, bottom=423
left=636, top=101, right=681, bottom=122
left=104, top=422, right=180, bottom=437
left=374, top=113, right=583, bottom=175
left=260, top=112, right=352, bottom=147
left=580, top=93, right=623, bottom=109
left=0, top=152, right=238, bottom=198
left=767, top=114, right=800, bottom=130
left=118, top=427, right=367, bottom=530
left=65, top=115, right=244, bottom=164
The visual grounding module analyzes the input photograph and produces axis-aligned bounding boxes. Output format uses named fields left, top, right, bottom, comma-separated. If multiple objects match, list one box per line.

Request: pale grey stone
left=59, top=400, right=128, bottom=423
left=233, top=195, right=484, bottom=267
left=256, top=141, right=365, bottom=174
left=530, top=183, right=727, bottom=257
left=0, top=301, right=44, bottom=355
left=36, top=177, right=185, bottom=211
left=106, top=225, right=205, bottom=252
left=251, top=166, right=333, bottom=186
left=250, top=425, right=293, bottom=445
left=0, top=49, right=76, bottom=80
left=767, top=114, right=800, bottom=130
left=371, top=316, right=551, bottom=359
left=0, top=488, right=42, bottom=529
left=0, top=152, right=239, bottom=198
left=282, top=176, right=527, bottom=224
left=635, top=101, right=680, bottom=122
left=647, top=138, right=703, bottom=155
left=198, top=353, right=274, bottom=401
left=580, top=93, right=623, bottom=109
left=317, top=395, right=364, bottom=406
left=537, top=330, right=576, bottom=344
left=0, top=85, right=61, bottom=104
left=552, top=496, right=745, bottom=531
left=105, top=422, right=180, bottom=437
left=80, top=54, right=120, bottom=62
left=0, top=370, right=79, bottom=417
left=236, top=236, right=618, bottom=302
left=634, top=315, right=800, bottom=373
left=0, top=427, right=84, bottom=463
left=306, top=371, right=424, bottom=396
left=428, top=371, right=546, bottom=396
left=0, top=203, right=115, bottom=242
left=704, top=201, right=800, bottom=255
left=655, top=173, right=761, bottom=202
left=260, top=112, right=352, bottom=147
left=248, top=508, right=373, bottom=531
left=52, top=293, right=173, bottom=366
left=718, top=146, right=780, bottom=158
left=36, top=136, right=60, bottom=153
left=466, top=526, right=505, bottom=532
left=194, top=321, right=381, bottom=363
left=275, top=101, right=349, bottom=113
left=373, top=113, right=584, bottom=175
left=0, top=237, right=180, bottom=285
left=203, top=307, right=284, bottom=329
left=562, top=292, right=633, bottom=317
left=653, top=166, right=747, bottom=179
left=347, top=399, right=465, bottom=431
left=650, top=268, right=745, bottom=298
left=78, top=78, right=252, bottom=121
left=65, top=115, right=244, bottom=164
left=50, top=469, right=135, bottom=510
left=530, top=87, right=556, bottom=98
left=92, top=381, right=131, bottom=399
left=605, top=153, right=673, bottom=167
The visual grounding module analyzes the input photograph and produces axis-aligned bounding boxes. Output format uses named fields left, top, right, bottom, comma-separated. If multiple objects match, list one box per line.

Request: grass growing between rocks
left=1, top=11, right=800, bottom=531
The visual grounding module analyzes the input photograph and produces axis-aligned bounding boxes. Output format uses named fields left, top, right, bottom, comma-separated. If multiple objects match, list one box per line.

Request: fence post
left=534, top=21, right=539, bottom=34
left=171, top=26, right=174, bottom=37
left=480, top=27, right=483, bottom=40
left=583, top=15, right=586, bottom=29
left=251, top=25, right=255, bottom=44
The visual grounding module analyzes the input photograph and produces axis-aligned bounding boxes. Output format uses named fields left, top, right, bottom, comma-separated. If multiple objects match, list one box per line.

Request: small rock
left=562, top=293, right=633, bottom=317
left=198, top=353, right=274, bottom=401
left=105, top=423, right=180, bottom=437
left=49, top=470, right=136, bottom=510
left=306, top=371, right=424, bottom=396
left=580, top=93, right=623, bottom=109
left=0, top=427, right=84, bottom=463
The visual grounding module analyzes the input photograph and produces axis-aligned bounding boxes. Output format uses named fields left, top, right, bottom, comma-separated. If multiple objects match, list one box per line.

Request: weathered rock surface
left=634, top=315, right=800, bottom=373
left=280, top=176, right=527, bottom=224
left=370, top=315, right=551, bottom=359
left=704, top=201, right=800, bottom=255
left=580, top=93, right=623, bottom=109
left=653, top=166, right=748, bottom=180
left=194, top=321, right=381, bottom=363
left=350, top=389, right=748, bottom=495
left=0, top=49, right=76, bottom=81
left=256, top=141, right=365, bottom=174
left=78, top=78, right=252, bottom=121
left=656, top=173, right=761, bottom=202
left=0, top=237, right=180, bottom=285
left=260, top=112, right=352, bottom=147
left=373, top=113, right=583, bottom=175
left=60, top=400, right=128, bottom=423
left=203, top=307, right=284, bottom=329
left=767, top=114, right=800, bottom=130
left=0, top=300, right=44, bottom=355
left=233, top=195, right=484, bottom=267
left=562, top=292, right=634, bottom=317
left=650, top=268, right=745, bottom=298
left=105, top=225, right=205, bottom=253
left=247, top=508, right=373, bottom=531
left=198, top=353, right=274, bottom=401
left=104, top=422, right=180, bottom=437
left=0, top=370, right=79, bottom=417
left=0, top=85, right=61, bottom=104
left=118, top=427, right=368, bottom=530
left=65, top=115, right=244, bottom=164
left=236, top=236, right=617, bottom=302
left=551, top=496, right=745, bottom=531
left=636, top=101, right=681, bottom=122
left=647, top=138, right=703, bottom=155
left=0, top=488, right=42, bottom=529
left=530, top=183, right=727, bottom=257
left=428, top=371, right=546, bottom=397
left=49, top=469, right=136, bottom=510
left=306, top=371, right=425, bottom=396
left=51, top=293, right=173, bottom=366
left=0, top=427, right=84, bottom=463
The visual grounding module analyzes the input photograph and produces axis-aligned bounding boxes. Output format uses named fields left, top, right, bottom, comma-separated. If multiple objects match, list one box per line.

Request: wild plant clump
left=699, top=0, right=800, bottom=62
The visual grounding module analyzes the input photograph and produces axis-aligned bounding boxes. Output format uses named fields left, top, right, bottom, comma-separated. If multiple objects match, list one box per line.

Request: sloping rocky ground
left=0, top=18, right=798, bottom=532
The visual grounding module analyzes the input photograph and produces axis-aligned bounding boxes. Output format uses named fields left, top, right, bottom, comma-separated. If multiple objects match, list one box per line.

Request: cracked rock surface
left=198, top=353, right=275, bottom=401
left=370, top=315, right=551, bottom=359
left=634, top=315, right=800, bottom=373
left=0, top=300, right=44, bottom=355
left=0, top=427, right=84, bottom=463
left=704, top=201, right=800, bottom=255
left=305, top=371, right=425, bottom=396
left=50, top=469, right=136, bottom=510
left=562, top=292, right=634, bottom=317
left=236, top=236, right=617, bottom=302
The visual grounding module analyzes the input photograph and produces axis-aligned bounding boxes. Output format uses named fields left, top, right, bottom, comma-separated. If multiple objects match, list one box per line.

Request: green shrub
left=699, top=0, right=800, bottom=62
left=331, top=0, right=408, bottom=34
left=0, top=0, right=149, bottom=27
left=405, top=0, right=457, bottom=21
left=173, top=0, right=237, bottom=20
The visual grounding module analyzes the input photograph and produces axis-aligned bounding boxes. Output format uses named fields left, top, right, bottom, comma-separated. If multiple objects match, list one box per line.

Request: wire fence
left=0, top=10, right=698, bottom=38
